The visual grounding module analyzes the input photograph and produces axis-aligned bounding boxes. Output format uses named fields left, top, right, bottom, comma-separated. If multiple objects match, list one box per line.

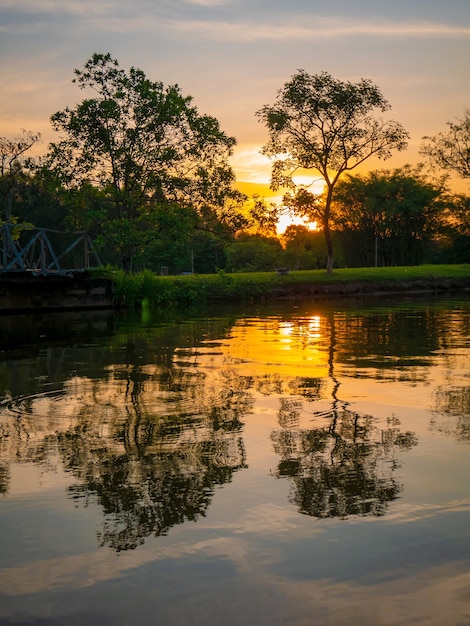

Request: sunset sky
left=1, top=0, right=469, bottom=193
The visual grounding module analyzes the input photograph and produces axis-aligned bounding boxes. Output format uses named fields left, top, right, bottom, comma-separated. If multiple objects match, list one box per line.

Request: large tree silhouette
left=257, top=70, right=409, bottom=272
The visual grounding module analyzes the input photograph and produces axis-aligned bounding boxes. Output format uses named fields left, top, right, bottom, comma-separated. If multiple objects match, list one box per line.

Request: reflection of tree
left=54, top=366, right=251, bottom=551
left=0, top=371, right=250, bottom=550
left=60, top=424, right=246, bottom=551
left=272, top=410, right=417, bottom=518
left=332, top=307, right=445, bottom=383
left=0, top=462, right=9, bottom=494
left=431, top=386, right=470, bottom=441
left=0, top=401, right=59, bottom=495
left=3, top=300, right=470, bottom=545
left=294, top=377, right=324, bottom=400
left=278, top=397, right=303, bottom=429
left=0, top=311, right=253, bottom=549
left=272, top=309, right=418, bottom=519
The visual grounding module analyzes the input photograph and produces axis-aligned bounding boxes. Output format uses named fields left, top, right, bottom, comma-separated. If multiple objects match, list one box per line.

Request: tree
left=426, top=192, right=470, bottom=264
left=332, top=167, right=445, bottom=266
left=421, top=110, right=470, bottom=179
left=247, top=195, right=282, bottom=237
left=225, top=234, right=283, bottom=272
left=257, top=70, right=409, bottom=272
left=0, top=129, right=41, bottom=222
left=281, top=224, right=325, bottom=269
left=45, top=53, right=243, bottom=270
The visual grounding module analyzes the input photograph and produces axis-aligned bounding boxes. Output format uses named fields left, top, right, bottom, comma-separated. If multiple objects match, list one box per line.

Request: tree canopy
left=332, top=167, right=445, bottom=266
left=4, top=59, right=470, bottom=273
left=0, top=129, right=40, bottom=223
left=420, top=110, right=470, bottom=180
left=44, top=53, right=244, bottom=269
left=257, top=70, right=409, bottom=272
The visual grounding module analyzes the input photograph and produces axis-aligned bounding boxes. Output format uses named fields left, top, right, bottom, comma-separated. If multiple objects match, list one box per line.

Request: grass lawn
left=99, top=264, right=470, bottom=308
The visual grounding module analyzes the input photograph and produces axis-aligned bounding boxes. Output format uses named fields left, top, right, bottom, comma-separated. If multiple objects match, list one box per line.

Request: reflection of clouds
left=0, top=502, right=307, bottom=595
left=3, top=498, right=470, bottom=626
left=0, top=547, right=164, bottom=595
left=231, top=503, right=304, bottom=536
left=0, top=534, right=252, bottom=596
left=381, top=499, right=470, bottom=524
left=275, top=563, right=470, bottom=626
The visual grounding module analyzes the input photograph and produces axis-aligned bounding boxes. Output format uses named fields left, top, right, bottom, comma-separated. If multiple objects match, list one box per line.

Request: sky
left=1, top=0, right=469, bottom=193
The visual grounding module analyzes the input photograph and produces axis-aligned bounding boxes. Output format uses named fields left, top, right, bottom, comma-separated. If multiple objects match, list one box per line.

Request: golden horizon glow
left=277, top=215, right=318, bottom=234
left=232, top=146, right=324, bottom=234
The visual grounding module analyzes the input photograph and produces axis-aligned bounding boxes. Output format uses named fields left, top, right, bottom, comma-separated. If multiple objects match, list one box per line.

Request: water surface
left=0, top=296, right=469, bottom=625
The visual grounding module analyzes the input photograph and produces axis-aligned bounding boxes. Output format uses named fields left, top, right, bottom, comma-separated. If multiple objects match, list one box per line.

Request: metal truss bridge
left=0, top=224, right=102, bottom=275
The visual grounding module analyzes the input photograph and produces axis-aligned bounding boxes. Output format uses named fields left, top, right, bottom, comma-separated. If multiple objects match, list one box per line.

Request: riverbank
left=103, top=264, right=470, bottom=309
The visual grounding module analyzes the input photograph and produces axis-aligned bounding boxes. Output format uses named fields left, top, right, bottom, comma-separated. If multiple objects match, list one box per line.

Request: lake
left=0, top=294, right=469, bottom=626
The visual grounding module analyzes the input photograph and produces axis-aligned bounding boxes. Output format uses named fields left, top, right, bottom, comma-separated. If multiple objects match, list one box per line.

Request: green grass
left=94, top=264, right=470, bottom=309
left=215, top=264, right=470, bottom=284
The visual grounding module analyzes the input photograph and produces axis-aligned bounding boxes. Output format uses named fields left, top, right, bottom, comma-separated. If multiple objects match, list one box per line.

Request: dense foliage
left=1, top=59, right=469, bottom=274
left=332, top=167, right=446, bottom=267
left=41, top=53, right=246, bottom=271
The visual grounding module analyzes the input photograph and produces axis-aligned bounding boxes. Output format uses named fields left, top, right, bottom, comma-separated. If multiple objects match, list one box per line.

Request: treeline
left=1, top=54, right=469, bottom=274
left=4, top=162, right=468, bottom=272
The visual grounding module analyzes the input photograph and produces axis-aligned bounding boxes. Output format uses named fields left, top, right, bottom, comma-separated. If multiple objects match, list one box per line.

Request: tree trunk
left=323, top=192, right=334, bottom=273
left=325, top=224, right=334, bottom=273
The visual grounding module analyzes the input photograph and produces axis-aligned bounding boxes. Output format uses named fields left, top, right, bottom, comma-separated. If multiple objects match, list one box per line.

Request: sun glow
left=231, top=146, right=324, bottom=234
left=291, top=173, right=325, bottom=194
left=277, top=214, right=318, bottom=234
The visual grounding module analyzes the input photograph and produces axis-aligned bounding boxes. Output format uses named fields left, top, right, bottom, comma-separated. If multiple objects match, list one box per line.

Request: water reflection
left=0, top=335, right=252, bottom=550
left=269, top=306, right=422, bottom=519
left=432, top=386, right=470, bottom=441
left=59, top=424, right=247, bottom=551
left=0, top=298, right=469, bottom=553
left=272, top=409, right=417, bottom=519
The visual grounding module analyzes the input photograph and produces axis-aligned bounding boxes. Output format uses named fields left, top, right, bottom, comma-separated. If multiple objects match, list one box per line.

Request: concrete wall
left=0, top=272, right=114, bottom=312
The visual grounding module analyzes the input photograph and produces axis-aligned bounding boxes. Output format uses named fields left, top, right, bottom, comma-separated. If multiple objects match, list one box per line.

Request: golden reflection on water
left=212, top=315, right=327, bottom=377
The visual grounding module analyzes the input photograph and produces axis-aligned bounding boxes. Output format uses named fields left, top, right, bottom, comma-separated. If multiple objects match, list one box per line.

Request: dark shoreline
left=261, top=277, right=470, bottom=301
left=1, top=270, right=469, bottom=312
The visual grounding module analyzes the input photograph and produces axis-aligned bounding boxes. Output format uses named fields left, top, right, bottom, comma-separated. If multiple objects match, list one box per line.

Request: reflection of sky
left=1, top=485, right=470, bottom=626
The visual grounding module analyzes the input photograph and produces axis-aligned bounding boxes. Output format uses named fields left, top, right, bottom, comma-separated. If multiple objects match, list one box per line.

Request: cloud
left=167, top=17, right=470, bottom=42
left=230, top=146, right=273, bottom=184
left=3, top=0, right=469, bottom=42
left=185, top=0, right=231, bottom=6
left=0, top=0, right=116, bottom=16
